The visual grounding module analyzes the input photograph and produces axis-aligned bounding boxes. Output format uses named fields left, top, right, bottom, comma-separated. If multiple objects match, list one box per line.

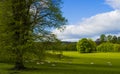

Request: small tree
left=77, top=38, right=96, bottom=53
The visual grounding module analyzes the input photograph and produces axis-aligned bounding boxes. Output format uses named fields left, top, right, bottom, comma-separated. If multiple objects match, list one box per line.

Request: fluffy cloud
left=53, top=10, right=120, bottom=42
left=53, top=0, right=120, bottom=42
left=106, top=0, right=120, bottom=9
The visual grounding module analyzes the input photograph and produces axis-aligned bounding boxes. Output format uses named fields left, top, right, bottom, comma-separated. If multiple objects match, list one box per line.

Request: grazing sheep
left=90, top=62, right=94, bottom=64
left=36, top=62, right=40, bottom=65
left=51, top=64, right=56, bottom=66
left=107, top=62, right=112, bottom=66
left=40, top=62, right=44, bottom=64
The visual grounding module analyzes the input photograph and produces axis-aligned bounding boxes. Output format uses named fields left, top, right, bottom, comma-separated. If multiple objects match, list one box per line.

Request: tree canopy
left=0, top=0, right=67, bottom=70
left=77, top=38, right=96, bottom=53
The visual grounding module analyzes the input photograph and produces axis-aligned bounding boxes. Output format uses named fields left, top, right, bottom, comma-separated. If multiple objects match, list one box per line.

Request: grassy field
left=0, top=51, right=120, bottom=74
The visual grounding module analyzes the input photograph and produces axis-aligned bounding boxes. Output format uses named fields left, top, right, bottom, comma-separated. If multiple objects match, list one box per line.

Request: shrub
left=97, top=42, right=113, bottom=52
left=113, top=44, right=120, bottom=52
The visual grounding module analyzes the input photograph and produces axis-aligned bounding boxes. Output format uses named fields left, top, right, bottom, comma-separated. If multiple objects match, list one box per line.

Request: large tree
left=0, top=0, right=67, bottom=70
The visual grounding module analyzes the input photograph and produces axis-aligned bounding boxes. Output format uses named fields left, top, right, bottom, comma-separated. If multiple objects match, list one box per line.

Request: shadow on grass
left=2, top=62, right=120, bottom=74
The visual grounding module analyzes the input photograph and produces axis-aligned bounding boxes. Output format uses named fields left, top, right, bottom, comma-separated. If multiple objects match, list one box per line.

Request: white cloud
left=52, top=0, right=120, bottom=42
left=53, top=10, right=120, bottom=42
left=106, top=0, right=120, bottom=9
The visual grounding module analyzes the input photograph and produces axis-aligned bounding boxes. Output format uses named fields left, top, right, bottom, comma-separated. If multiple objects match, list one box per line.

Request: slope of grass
left=0, top=51, right=120, bottom=74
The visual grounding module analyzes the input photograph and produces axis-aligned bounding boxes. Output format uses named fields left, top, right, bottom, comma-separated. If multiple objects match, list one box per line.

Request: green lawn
left=0, top=51, right=120, bottom=74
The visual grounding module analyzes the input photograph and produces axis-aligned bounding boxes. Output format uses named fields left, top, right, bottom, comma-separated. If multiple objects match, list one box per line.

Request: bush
left=113, top=44, right=120, bottom=52
left=77, top=38, right=96, bottom=53
left=97, top=42, right=113, bottom=52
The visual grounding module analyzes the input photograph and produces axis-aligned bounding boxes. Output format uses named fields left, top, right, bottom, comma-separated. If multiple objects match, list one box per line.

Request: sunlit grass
left=0, top=51, right=120, bottom=74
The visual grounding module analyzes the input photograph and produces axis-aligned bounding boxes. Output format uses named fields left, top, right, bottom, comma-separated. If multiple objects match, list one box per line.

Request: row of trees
left=96, top=34, right=120, bottom=44
left=97, top=42, right=120, bottom=52
left=77, top=34, right=120, bottom=53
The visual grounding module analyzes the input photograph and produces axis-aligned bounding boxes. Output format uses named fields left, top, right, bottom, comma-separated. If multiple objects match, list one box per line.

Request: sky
left=53, top=0, right=120, bottom=42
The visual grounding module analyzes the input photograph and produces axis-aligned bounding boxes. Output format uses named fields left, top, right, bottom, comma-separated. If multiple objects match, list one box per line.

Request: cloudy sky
left=53, top=0, right=120, bottom=42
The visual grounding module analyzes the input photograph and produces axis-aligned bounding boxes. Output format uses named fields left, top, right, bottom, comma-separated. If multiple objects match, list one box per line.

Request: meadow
left=0, top=51, right=120, bottom=74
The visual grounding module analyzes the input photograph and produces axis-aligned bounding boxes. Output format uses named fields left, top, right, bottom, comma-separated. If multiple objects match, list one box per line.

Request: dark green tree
left=111, top=35, right=117, bottom=43
left=95, top=38, right=101, bottom=45
left=117, top=36, right=120, bottom=44
left=107, top=35, right=112, bottom=42
left=0, top=0, right=67, bottom=70
left=100, top=34, right=106, bottom=43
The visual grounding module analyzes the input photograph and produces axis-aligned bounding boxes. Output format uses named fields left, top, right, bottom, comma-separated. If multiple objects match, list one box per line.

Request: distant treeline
left=35, top=34, right=120, bottom=52
left=77, top=34, right=120, bottom=53
left=95, top=34, right=120, bottom=45
left=43, top=42, right=77, bottom=51
left=25, top=34, right=120, bottom=53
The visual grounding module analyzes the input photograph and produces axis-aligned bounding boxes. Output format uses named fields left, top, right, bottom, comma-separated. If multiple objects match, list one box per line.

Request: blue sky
left=62, top=0, right=113, bottom=24
left=53, top=0, right=120, bottom=42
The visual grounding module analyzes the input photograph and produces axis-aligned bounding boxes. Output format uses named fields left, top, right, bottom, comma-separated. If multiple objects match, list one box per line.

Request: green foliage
left=97, top=41, right=120, bottom=52
left=97, top=42, right=113, bottom=52
left=31, top=42, right=46, bottom=61
left=89, top=39, right=96, bottom=52
left=95, top=34, right=120, bottom=53
left=117, top=36, right=120, bottom=44
left=111, top=35, right=117, bottom=43
left=77, top=38, right=96, bottom=53
left=48, top=41, right=64, bottom=59
left=100, top=34, right=106, bottom=43
left=107, top=35, right=112, bottom=42
left=97, top=34, right=120, bottom=44
left=113, top=44, right=120, bottom=52
left=0, top=0, right=67, bottom=69
left=0, top=49, right=16, bottom=63
left=59, top=42, right=77, bottom=51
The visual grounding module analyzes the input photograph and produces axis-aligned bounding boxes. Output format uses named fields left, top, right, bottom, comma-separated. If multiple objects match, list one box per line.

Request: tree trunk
left=14, top=51, right=26, bottom=70
left=11, top=0, right=29, bottom=70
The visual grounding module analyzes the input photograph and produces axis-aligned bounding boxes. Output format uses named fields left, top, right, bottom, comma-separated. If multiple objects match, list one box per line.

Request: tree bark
left=14, top=55, right=25, bottom=70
